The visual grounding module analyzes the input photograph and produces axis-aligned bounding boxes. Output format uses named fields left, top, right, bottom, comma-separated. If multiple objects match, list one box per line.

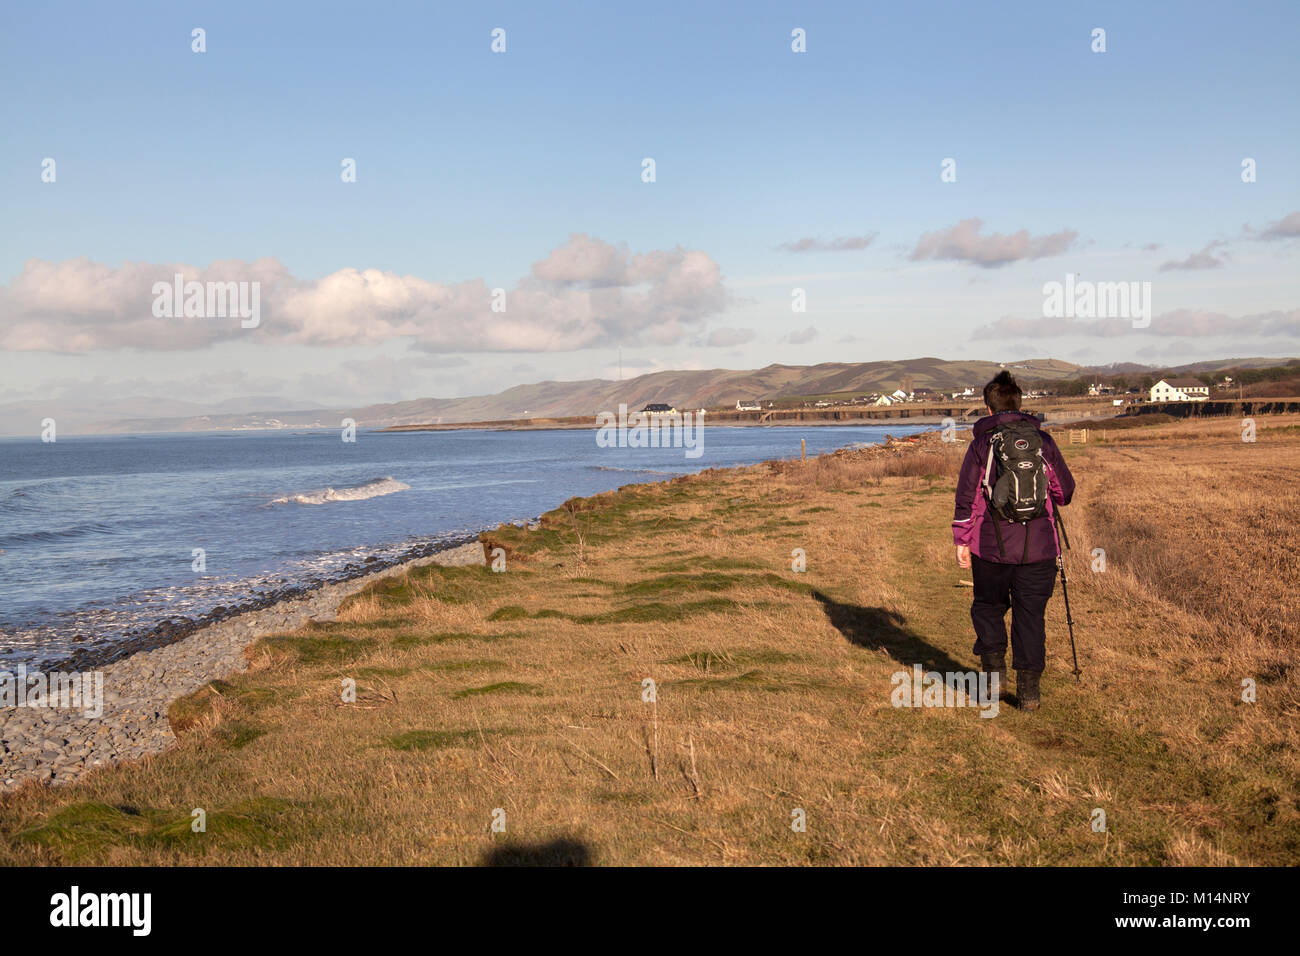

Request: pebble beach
left=0, top=540, right=487, bottom=791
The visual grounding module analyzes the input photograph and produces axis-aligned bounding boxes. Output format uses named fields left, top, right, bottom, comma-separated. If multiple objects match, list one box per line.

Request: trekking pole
left=1054, top=506, right=1070, bottom=551
left=1052, top=509, right=1082, bottom=682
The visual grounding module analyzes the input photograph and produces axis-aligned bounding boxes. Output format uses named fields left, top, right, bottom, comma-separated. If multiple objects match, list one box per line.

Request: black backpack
left=982, top=420, right=1049, bottom=546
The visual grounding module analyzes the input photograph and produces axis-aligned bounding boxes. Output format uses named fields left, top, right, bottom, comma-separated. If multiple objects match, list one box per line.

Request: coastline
left=0, top=540, right=488, bottom=791
left=380, top=416, right=962, bottom=432
left=0, top=429, right=928, bottom=792
left=30, top=533, right=483, bottom=674
left=2, top=417, right=1297, bottom=864
left=380, top=408, right=1124, bottom=433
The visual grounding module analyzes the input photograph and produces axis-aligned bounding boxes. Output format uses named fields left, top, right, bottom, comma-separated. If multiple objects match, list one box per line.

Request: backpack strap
left=982, top=433, right=1005, bottom=558
left=990, top=509, right=1007, bottom=559
left=982, top=439, right=998, bottom=498
left=1021, top=520, right=1031, bottom=564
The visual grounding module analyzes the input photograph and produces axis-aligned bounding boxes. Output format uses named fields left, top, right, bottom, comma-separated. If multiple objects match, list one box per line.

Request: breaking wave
left=271, top=477, right=411, bottom=506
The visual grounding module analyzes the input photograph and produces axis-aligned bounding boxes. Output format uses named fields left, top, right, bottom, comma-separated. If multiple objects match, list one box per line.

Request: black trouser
left=970, top=554, right=1056, bottom=673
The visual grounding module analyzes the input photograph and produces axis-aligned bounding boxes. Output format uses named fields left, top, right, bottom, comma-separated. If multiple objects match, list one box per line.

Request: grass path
left=1, top=428, right=1295, bottom=865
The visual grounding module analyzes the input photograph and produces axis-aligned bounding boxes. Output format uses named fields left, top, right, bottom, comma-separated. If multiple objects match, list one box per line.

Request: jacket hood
left=973, top=410, right=1041, bottom=438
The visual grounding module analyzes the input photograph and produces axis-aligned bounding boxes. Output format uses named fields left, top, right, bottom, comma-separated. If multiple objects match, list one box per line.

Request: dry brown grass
left=1, top=421, right=1296, bottom=866
left=770, top=438, right=965, bottom=489
left=1069, top=414, right=1300, bottom=649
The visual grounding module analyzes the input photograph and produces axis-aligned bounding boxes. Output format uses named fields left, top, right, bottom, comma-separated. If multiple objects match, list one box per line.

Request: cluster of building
left=648, top=376, right=1219, bottom=419
left=867, top=388, right=937, bottom=407
left=849, top=387, right=979, bottom=408
left=739, top=387, right=977, bottom=410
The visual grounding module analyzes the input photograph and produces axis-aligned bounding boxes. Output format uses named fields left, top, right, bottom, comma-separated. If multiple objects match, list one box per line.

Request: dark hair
left=983, top=370, right=1022, bottom=412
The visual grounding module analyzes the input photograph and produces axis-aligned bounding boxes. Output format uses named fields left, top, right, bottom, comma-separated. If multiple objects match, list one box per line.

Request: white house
left=735, top=399, right=761, bottom=411
left=890, top=389, right=909, bottom=402
left=873, top=394, right=894, bottom=406
left=1150, top=378, right=1210, bottom=402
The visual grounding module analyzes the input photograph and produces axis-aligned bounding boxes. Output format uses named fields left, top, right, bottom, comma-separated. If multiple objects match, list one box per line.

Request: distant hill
left=1075, top=357, right=1294, bottom=378
left=0, top=395, right=328, bottom=437
left=11, top=355, right=1296, bottom=435
left=301, top=357, right=1085, bottom=428
left=1164, top=357, right=1296, bottom=374
left=23, top=357, right=1076, bottom=434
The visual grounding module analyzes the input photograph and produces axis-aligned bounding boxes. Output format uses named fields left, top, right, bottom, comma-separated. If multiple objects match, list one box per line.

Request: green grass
left=489, top=598, right=749, bottom=625
left=666, top=670, right=793, bottom=692
left=15, top=797, right=299, bottom=861
left=392, top=631, right=513, bottom=648
left=452, top=681, right=542, bottom=700
left=256, top=632, right=376, bottom=666
left=665, top=649, right=802, bottom=670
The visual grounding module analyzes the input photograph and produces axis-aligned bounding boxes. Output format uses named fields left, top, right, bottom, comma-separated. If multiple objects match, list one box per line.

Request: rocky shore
left=0, top=540, right=487, bottom=791
left=25, top=534, right=483, bottom=673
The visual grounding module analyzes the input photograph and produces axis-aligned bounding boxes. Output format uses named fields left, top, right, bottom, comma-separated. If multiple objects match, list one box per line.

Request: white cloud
left=1252, top=210, right=1300, bottom=240
left=0, top=257, right=293, bottom=352
left=972, top=308, right=1300, bottom=339
left=909, top=218, right=1078, bottom=268
left=778, top=234, right=877, bottom=253
left=1159, top=240, right=1229, bottom=271
left=0, top=235, right=730, bottom=354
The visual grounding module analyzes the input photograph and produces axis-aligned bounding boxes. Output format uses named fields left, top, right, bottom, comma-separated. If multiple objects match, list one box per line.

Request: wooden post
left=801, top=438, right=806, bottom=462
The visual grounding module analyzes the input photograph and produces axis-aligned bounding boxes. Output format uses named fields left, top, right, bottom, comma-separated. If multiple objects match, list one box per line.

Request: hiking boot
left=980, top=653, right=1007, bottom=696
left=1017, top=670, right=1041, bottom=711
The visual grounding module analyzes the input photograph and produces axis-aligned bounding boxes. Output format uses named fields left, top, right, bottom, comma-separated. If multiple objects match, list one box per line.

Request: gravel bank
left=0, top=541, right=487, bottom=791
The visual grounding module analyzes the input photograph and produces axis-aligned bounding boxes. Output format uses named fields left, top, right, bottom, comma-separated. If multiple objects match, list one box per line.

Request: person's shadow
left=812, top=591, right=968, bottom=674
left=480, top=837, right=592, bottom=867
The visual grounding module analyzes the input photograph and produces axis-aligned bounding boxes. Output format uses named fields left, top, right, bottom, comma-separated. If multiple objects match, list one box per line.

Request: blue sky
left=2, top=0, right=1297, bottom=413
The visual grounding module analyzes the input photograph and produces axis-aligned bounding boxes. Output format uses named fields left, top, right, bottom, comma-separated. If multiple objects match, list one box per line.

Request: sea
left=0, top=424, right=927, bottom=666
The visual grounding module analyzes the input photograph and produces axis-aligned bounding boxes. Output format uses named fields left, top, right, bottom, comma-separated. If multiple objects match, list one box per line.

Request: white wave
left=271, top=477, right=411, bottom=506
left=590, top=465, right=680, bottom=475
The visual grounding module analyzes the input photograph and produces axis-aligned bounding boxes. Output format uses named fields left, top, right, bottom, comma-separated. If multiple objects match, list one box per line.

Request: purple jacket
left=952, top=412, right=1075, bottom=564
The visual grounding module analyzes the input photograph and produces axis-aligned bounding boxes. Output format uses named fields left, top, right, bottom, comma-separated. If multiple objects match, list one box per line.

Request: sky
left=1, top=0, right=1297, bottom=413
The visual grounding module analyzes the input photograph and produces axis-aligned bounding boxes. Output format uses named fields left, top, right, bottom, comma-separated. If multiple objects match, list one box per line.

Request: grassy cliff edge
left=2, top=419, right=1297, bottom=865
